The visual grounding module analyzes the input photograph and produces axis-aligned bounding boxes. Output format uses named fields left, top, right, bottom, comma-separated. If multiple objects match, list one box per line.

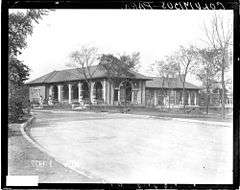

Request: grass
left=8, top=122, right=94, bottom=183
left=86, top=105, right=232, bottom=123
left=34, top=104, right=233, bottom=123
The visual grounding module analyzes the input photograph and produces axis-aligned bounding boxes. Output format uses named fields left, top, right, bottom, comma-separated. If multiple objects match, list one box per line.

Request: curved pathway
left=29, top=110, right=233, bottom=184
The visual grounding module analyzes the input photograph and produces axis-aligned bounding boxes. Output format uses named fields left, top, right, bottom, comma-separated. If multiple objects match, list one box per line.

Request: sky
left=15, top=9, right=233, bottom=86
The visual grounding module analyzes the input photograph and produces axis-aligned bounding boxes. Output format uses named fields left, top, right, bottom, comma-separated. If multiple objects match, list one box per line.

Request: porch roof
left=146, top=77, right=202, bottom=90
left=27, top=66, right=151, bottom=85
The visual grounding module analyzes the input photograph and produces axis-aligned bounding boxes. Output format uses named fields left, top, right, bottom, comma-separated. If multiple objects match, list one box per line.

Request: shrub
left=8, top=95, right=25, bottom=123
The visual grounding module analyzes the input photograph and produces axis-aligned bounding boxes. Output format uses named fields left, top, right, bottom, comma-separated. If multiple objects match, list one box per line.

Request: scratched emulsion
left=30, top=111, right=232, bottom=184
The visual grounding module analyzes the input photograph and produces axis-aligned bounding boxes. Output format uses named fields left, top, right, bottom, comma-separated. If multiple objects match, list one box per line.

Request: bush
left=8, top=96, right=25, bottom=123
left=8, top=85, right=29, bottom=123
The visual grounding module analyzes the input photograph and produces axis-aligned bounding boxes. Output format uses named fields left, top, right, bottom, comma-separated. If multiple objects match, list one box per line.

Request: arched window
left=94, top=81, right=103, bottom=100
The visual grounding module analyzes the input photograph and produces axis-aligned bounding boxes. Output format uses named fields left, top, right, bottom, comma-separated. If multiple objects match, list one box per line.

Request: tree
left=68, top=46, right=99, bottom=105
left=196, top=48, right=220, bottom=114
left=9, top=9, right=49, bottom=56
left=8, top=9, right=49, bottom=122
left=203, top=14, right=232, bottom=118
left=98, top=52, right=140, bottom=107
left=174, top=45, right=198, bottom=111
left=153, top=56, right=179, bottom=110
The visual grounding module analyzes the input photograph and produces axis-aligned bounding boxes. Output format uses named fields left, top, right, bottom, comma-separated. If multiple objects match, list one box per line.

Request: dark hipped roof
left=27, top=65, right=150, bottom=85
left=146, top=77, right=201, bottom=90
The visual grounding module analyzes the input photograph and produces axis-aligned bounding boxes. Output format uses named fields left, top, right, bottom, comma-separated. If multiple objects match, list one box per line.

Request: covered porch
left=46, top=80, right=107, bottom=105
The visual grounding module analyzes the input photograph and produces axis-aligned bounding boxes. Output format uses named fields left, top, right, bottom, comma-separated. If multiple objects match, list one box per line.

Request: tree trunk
left=206, top=92, right=209, bottom=114
left=168, top=91, right=170, bottom=111
left=221, top=59, right=225, bottom=119
left=182, top=80, right=186, bottom=112
left=206, top=82, right=210, bottom=114
left=87, top=81, right=92, bottom=109
left=124, top=83, right=127, bottom=109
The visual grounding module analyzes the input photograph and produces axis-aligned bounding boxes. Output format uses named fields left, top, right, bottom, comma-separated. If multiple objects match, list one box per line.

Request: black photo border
left=2, top=0, right=239, bottom=189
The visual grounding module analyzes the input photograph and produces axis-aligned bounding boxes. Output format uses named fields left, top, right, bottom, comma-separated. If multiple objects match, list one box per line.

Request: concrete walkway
left=28, top=110, right=232, bottom=184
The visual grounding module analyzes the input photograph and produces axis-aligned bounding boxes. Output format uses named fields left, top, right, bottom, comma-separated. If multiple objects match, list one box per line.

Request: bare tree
left=196, top=48, right=220, bottom=114
left=68, top=46, right=99, bottom=105
left=149, top=60, right=167, bottom=108
left=203, top=14, right=232, bottom=118
left=173, top=45, right=198, bottom=112
left=153, top=56, right=179, bottom=110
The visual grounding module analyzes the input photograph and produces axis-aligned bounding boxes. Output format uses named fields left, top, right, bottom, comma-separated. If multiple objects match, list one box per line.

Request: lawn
left=8, top=122, right=95, bottom=183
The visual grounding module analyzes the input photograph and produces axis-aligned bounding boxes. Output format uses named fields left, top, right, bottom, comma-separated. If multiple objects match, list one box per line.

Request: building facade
left=28, top=67, right=201, bottom=107
left=28, top=67, right=148, bottom=106
left=145, top=77, right=200, bottom=108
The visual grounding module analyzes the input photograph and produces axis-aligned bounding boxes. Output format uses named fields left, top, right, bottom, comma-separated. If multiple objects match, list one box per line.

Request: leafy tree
left=8, top=9, right=49, bottom=122
left=9, top=9, right=49, bottom=56
left=98, top=52, right=140, bottom=107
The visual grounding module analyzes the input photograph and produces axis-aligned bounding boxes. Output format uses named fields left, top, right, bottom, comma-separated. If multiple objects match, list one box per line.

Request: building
left=27, top=66, right=201, bottom=107
left=27, top=66, right=149, bottom=106
left=145, top=77, right=201, bottom=107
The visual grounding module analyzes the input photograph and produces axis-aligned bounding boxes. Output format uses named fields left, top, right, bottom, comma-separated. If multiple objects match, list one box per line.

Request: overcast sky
left=16, top=9, right=233, bottom=85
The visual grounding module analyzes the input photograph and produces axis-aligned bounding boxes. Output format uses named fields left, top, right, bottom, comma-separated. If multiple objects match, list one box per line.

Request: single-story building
left=27, top=66, right=201, bottom=107
left=146, top=77, right=201, bottom=108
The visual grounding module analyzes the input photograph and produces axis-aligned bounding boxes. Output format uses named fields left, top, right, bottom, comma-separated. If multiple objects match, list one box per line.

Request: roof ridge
left=56, top=65, right=99, bottom=72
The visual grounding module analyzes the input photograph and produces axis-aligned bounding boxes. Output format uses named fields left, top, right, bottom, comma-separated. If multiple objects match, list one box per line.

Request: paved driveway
left=30, top=110, right=233, bottom=184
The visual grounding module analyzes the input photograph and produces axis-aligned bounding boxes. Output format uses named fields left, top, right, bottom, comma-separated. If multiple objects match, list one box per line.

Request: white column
left=107, top=81, right=111, bottom=104
left=49, top=85, right=53, bottom=96
left=58, top=85, right=62, bottom=102
left=105, top=81, right=109, bottom=104
left=142, top=81, right=146, bottom=105
left=163, top=96, right=167, bottom=106
left=138, top=81, right=142, bottom=104
left=188, top=92, right=191, bottom=105
left=78, top=82, right=82, bottom=103
left=194, top=92, right=197, bottom=105
left=68, top=84, right=72, bottom=104
left=102, top=80, right=106, bottom=103
left=118, top=89, right=120, bottom=103
left=154, top=90, right=158, bottom=106
left=131, top=90, right=134, bottom=103
left=110, top=82, right=114, bottom=105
